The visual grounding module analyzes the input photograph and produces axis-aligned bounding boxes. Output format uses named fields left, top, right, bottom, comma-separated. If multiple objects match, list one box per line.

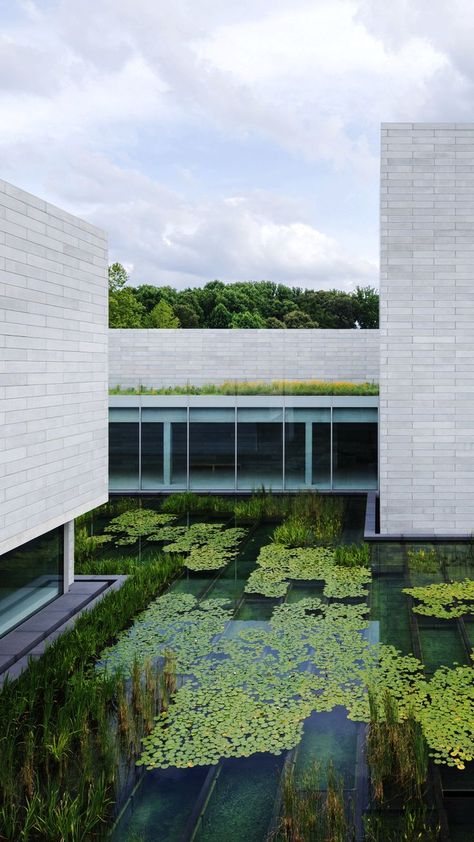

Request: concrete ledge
left=0, top=575, right=127, bottom=686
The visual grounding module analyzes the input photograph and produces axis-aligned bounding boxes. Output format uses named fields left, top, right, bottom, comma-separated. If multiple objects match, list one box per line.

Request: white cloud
left=2, top=0, right=474, bottom=288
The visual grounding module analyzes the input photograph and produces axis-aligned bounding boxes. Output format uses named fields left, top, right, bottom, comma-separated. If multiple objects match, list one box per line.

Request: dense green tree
left=266, top=317, right=287, bottom=329
left=149, top=300, right=180, bottom=328
left=283, top=309, right=318, bottom=329
left=109, top=288, right=146, bottom=328
left=209, top=302, right=232, bottom=328
left=108, top=262, right=128, bottom=293
left=231, top=310, right=266, bottom=328
left=107, top=264, right=379, bottom=329
left=175, top=303, right=200, bottom=328
left=353, top=286, right=379, bottom=328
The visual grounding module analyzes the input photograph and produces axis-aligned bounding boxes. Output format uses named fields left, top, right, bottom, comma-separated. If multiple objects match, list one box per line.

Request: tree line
left=108, top=263, right=379, bottom=329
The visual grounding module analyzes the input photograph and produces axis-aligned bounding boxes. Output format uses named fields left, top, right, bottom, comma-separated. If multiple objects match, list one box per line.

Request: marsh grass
left=110, top=380, right=379, bottom=397
left=334, top=543, right=370, bottom=568
left=367, top=691, right=428, bottom=805
left=0, top=558, right=180, bottom=841
left=273, top=761, right=352, bottom=842
left=271, top=494, right=345, bottom=547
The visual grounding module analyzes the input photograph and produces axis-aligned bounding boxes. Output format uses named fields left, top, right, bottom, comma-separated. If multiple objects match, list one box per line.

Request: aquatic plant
left=148, top=521, right=247, bottom=571
left=104, top=509, right=177, bottom=545
left=74, top=525, right=111, bottom=564
left=272, top=515, right=312, bottom=547
left=334, top=542, right=370, bottom=568
left=367, top=690, right=428, bottom=803
left=161, top=492, right=233, bottom=516
left=275, top=761, right=350, bottom=842
left=272, top=494, right=345, bottom=546
left=406, top=547, right=442, bottom=574
left=0, top=557, right=181, bottom=841
left=233, top=491, right=289, bottom=523
left=245, top=544, right=371, bottom=599
left=414, top=665, right=474, bottom=770
left=402, top=579, right=474, bottom=619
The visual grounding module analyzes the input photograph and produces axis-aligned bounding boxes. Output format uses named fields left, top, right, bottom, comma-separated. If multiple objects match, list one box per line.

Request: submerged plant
left=402, top=579, right=474, bottom=619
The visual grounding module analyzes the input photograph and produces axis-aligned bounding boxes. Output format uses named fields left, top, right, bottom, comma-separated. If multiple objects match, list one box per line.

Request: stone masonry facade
left=379, top=123, right=474, bottom=535
left=109, top=328, right=380, bottom=389
left=0, top=180, right=108, bottom=556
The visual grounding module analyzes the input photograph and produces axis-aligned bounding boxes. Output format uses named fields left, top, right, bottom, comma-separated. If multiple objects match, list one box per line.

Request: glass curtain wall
left=0, top=526, right=63, bottom=638
left=285, top=408, right=331, bottom=489
left=189, top=408, right=235, bottom=490
left=108, top=404, right=378, bottom=491
left=332, top=408, right=378, bottom=489
left=141, top=409, right=164, bottom=489
left=237, top=408, right=283, bottom=490
left=109, top=408, right=139, bottom=490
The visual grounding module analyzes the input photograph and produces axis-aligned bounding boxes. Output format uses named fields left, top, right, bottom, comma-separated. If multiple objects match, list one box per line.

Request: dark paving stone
left=0, top=631, right=41, bottom=657
left=68, top=581, right=109, bottom=595
left=0, top=653, right=15, bottom=672
left=16, top=609, right=70, bottom=635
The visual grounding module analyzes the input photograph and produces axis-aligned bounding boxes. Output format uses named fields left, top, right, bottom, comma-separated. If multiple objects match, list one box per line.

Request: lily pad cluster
left=245, top=544, right=371, bottom=599
left=403, top=579, right=474, bottom=619
left=148, top=522, right=247, bottom=571
left=104, top=509, right=177, bottom=546
left=98, top=590, right=474, bottom=771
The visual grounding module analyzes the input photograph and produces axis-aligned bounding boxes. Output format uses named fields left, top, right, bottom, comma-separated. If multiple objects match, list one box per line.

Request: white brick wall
left=109, top=328, right=380, bottom=389
left=0, top=180, right=108, bottom=556
left=379, top=123, right=474, bottom=535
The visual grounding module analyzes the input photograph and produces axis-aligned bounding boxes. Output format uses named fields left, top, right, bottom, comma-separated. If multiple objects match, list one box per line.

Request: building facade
left=3, top=121, right=474, bottom=638
left=0, top=180, right=108, bottom=636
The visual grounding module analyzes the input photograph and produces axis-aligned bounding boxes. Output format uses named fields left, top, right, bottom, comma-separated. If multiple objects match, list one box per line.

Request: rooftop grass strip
left=109, top=379, right=379, bottom=397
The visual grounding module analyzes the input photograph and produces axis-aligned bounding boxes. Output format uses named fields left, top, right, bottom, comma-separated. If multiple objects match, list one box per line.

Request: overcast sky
left=1, top=0, right=473, bottom=290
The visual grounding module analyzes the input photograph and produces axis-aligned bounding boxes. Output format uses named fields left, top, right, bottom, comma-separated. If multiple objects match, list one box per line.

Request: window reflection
left=0, top=527, right=63, bottom=638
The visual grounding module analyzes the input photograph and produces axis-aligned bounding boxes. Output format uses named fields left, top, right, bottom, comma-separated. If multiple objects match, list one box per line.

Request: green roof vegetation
left=110, top=379, right=379, bottom=396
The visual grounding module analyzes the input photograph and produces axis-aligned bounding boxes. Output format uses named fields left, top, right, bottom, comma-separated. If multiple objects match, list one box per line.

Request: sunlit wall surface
left=0, top=527, right=63, bottom=638
left=109, top=398, right=378, bottom=492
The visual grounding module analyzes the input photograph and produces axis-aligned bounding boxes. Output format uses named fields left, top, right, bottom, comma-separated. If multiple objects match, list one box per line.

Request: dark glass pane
left=141, top=423, right=164, bottom=489
left=333, top=418, right=378, bottom=489
left=0, top=527, right=63, bottom=637
left=285, top=422, right=305, bottom=487
left=109, top=421, right=139, bottom=490
left=171, top=423, right=187, bottom=487
left=237, top=409, right=283, bottom=490
left=312, top=423, right=331, bottom=487
left=189, top=411, right=235, bottom=490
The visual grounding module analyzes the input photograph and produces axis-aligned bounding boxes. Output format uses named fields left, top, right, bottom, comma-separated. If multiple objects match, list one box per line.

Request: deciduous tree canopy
left=108, top=264, right=379, bottom=329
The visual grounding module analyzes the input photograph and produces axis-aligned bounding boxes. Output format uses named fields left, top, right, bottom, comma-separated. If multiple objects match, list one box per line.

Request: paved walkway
left=0, top=574, right=127, bottom=686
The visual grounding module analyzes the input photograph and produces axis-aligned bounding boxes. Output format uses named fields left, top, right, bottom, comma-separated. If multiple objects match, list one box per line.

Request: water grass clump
left=334, top=543, right=370, bottom=568
left=110, top=379, right=379, bottom=397
left=274, top=762, right=350, bottom=842
left=0, top=557, right=181, bottom=841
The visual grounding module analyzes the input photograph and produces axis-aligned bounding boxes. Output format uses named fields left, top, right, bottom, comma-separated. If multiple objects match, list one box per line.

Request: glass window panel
left=141, top=409, right=164, bottom=489
left=333, top=408, right=378, bottom=423
left=285, top=408, right=331, bottom=490
left=0, top=526, right=63, bottom=638
left=109, top=408, right=139, bottom=490
left=237, top=407, right=283, bottom=490
left=148, top=408, right=188, bottom=488
left=189, top=408, right=235, bottom=490
left=333, top=408, right=378, bottom=489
